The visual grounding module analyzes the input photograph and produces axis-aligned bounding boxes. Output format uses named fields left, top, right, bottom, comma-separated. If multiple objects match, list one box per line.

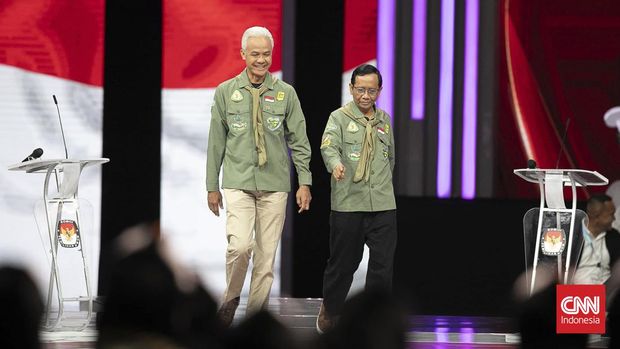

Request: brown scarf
left=341, top=102, right=381, bottom=183
left=244, top=84, right=269, bottom=167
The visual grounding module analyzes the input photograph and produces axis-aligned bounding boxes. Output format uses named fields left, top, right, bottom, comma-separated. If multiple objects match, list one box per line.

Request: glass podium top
left=8, top=158, right=109, bottom=173
left=513, top=168, right=608, bottom=187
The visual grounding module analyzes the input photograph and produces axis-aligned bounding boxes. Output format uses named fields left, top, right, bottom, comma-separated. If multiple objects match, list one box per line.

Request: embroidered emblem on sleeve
left=326, top=122, right=338, bottom=132
left=321, top=135, right=332, bottom=149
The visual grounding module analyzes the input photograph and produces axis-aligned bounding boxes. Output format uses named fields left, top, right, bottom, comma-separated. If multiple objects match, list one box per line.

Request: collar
left=237, top=69, right=276, bottom=90
left=345, top=101, right=385, bottom=123
left=582, top=219, right=606, bottom=244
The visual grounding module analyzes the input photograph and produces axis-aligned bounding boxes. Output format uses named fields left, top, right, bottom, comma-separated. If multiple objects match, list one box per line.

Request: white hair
left=241, top=26, right=274, bottom=51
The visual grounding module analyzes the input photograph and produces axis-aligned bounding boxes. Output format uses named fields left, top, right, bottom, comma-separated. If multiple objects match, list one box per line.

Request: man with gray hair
left=206, top=26, right=313, bottom=327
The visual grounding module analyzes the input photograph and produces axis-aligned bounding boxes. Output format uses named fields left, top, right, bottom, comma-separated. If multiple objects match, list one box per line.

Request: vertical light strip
left=504, top=0, right=535, bottom=161
left=377, top=0, right=395, bottom=118
left=436, top=0, right=455, bottom=198
left=461, top=0, right=479, bottom=199
left=411, top=0, right=427, bottom=120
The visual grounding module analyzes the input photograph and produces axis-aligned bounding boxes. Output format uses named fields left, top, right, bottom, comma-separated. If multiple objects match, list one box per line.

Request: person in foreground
left=573, top=194, right=620, bottom=290
left=316, top=64, right=397, bottom=333
left=206, top=26, right=312, bottom=327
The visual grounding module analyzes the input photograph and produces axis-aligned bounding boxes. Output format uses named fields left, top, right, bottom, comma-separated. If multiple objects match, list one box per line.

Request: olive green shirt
left=320, top=102, right=396, bottom=212
left=206, top=70, right=312, bottom=192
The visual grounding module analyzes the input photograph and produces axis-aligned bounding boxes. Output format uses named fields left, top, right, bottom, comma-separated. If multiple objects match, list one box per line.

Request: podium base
left=80, top=296, right=104, bottom=313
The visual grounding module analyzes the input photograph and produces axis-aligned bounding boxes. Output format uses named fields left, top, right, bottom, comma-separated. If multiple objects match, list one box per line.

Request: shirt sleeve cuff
left=297, top=173, right=312, bottom=187
left=326, top=158, right=342, bottom=174
left=206, top=182, right=220, bottom=192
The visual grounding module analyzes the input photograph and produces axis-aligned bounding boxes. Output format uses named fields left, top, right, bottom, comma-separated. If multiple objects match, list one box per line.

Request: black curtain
left=99, top=0, right=162, bottom=297
left=291, top=0, right=345, bottom=297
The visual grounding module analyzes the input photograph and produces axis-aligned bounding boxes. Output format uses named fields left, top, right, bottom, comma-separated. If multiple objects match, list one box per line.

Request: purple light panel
left=459, top=327, right=475, bottom=343
left=436, top=0, right=455, bottom=198
left=461, top=0, right=479, bottom=199
left=434, top=326, right=449, bottom=343
left=377, top=0, right=395, bottom=118
left=411, top=0, right=427, bottom=120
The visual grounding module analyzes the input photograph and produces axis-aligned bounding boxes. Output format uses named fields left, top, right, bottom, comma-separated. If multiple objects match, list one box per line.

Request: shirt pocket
left=343, top=132, right=362, bottom=162
left=262, top=104, right=285, bottom=133
left=227, top=104, right=250, bottom=134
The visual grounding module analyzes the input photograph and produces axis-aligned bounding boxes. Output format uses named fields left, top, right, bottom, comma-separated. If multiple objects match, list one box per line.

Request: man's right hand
left=332, top=163, right=345, bottom=181
left=207, top=191, right=224, bottom=216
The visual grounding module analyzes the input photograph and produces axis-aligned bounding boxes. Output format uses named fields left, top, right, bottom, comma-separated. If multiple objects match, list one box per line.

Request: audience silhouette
left=0, top=266, right=44, bottom=349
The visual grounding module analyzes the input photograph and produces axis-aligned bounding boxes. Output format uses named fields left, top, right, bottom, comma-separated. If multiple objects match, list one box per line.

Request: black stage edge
left=291, top=0, right=344, bottom=298
left=394, top=196, right=541, bottom=317
left=99, top=0, right=162, bottom=297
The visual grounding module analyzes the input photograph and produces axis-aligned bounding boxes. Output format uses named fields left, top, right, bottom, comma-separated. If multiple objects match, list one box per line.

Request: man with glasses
left=206, top=26, right=313, bottom=327
left=316, top=64, right=397, bottom=333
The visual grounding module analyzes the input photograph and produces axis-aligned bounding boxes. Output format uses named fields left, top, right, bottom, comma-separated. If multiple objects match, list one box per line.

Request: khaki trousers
left=221, top=189, right=288, bottom=314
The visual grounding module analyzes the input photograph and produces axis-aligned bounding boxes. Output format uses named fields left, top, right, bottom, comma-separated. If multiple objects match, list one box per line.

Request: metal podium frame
left=514, top=169, right=608, bottom=294
left=8, top=158, right=108, bottom=330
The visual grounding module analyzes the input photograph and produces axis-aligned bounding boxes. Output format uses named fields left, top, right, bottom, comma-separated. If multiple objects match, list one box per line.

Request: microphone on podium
left=527, top=159, right=537, bottom=169
left=53, top=95, right=69, bottom=160
left=22, top=148, right=43, bottom=162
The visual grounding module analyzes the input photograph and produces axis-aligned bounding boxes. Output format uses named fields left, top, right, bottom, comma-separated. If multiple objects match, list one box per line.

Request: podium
left=8, top=158, right=108, bottom=330
left=514, top=169, right=608, bottom=294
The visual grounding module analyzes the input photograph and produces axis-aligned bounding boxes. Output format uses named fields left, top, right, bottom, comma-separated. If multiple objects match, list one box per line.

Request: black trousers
left=322, top=210, right=397, bottom=315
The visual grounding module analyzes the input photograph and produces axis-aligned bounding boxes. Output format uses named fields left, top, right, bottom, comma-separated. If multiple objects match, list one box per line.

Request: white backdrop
left=0, top=64, right=103, bottom=295
left=160, top=73, right=282, bottom=300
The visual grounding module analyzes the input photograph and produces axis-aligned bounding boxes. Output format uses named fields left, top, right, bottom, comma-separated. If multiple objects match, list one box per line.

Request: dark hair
left=587, top=193, right=613, bottom=215
left=350, top=64, right=383, bottom=88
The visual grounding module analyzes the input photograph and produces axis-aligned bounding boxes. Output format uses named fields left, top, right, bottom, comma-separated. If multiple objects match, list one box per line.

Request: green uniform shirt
left=320, top=102, right=396, bottom=212
left=206, top=70, right=312, bottom=192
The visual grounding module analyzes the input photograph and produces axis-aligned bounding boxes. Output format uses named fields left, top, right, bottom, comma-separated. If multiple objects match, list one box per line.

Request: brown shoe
left=316, top=302, right=333, bottom=334
left=218, top=297, right=240, bottom=328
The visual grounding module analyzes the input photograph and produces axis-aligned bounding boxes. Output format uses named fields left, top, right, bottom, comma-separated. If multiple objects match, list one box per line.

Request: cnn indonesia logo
left=556, top=284, right=606, bottom=334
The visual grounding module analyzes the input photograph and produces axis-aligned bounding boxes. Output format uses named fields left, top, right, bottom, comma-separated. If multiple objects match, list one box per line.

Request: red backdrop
left=163, top=0, right=282, bottom=88
left=499, top=0, right=620, bottom=198
left=0, top=0, right=104, bottom=86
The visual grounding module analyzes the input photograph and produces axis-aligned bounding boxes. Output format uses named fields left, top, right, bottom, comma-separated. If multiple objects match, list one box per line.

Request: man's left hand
left=296, top=185, right=312, bottom=213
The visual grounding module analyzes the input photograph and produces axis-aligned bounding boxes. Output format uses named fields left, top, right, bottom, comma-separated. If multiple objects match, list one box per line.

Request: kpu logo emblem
left=556, top=284, right=605, bottom=334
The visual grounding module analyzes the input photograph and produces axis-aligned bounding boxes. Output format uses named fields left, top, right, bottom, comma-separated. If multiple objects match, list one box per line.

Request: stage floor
left=41, top=297, right=609, bottom=348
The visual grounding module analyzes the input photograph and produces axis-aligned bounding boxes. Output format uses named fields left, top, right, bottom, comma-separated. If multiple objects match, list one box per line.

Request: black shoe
left=217, top=297, right=240, bottom=328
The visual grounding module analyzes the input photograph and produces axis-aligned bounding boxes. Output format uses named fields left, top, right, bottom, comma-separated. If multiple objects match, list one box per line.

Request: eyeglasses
left=352, top=87, right=380, bottom=97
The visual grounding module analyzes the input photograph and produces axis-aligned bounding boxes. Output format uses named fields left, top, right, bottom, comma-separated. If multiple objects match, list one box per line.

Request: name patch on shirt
left=266, top=116, right=282, bottom=131
left=230, top=114, right=248, bottom=131
left=348, top=144, right=361, bottom=161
